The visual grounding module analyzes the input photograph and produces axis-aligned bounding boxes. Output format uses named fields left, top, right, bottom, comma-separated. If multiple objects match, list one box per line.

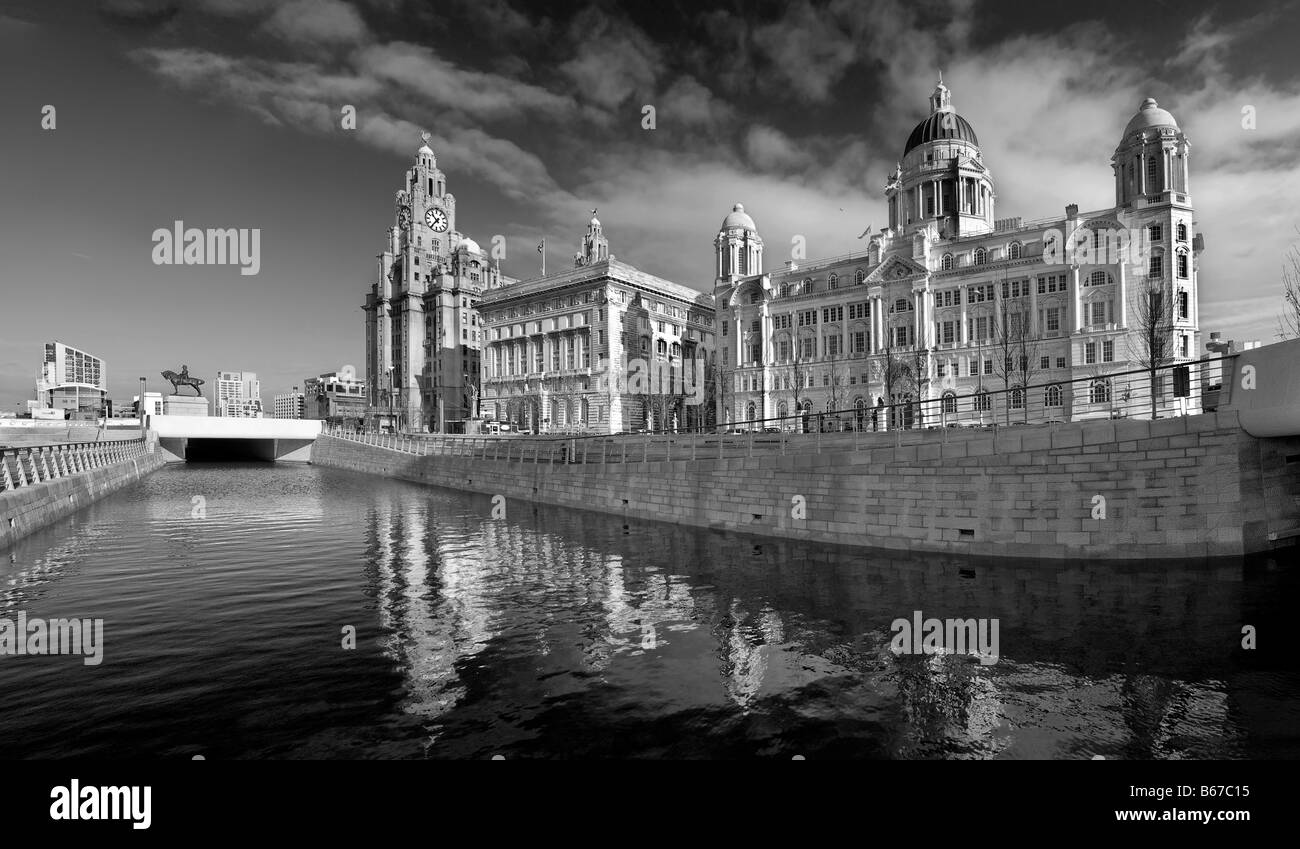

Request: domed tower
left=575, top=210, right=610, bottom=266
left=887, top=77, right=994, bottom=239
left=1112, top=97, right=1190, bottom=208
left=715, top=203, right=763, bottom=286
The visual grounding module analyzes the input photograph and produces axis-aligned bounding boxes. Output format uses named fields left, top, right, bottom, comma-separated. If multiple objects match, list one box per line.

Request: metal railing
left=0, top=437, right=149, bottom=492
left=324, top=355, right=1235, bottom=466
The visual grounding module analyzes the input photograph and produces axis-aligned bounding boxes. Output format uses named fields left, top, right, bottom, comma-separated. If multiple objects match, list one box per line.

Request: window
left=751, top=343, right=761, bottom=363
left=1011, top=387, right=1024, bottom=409
left=940, top=321, right=954, bottom=344
left=983, top=359, right=993, bottom=375
left=829, top=273, right=839, bottom=290
left=1176, top=222, right=1188, bottom=242
left=822, top=306, right=843, bottom=323
left=894, top=298, right=911, bottom=312
left=1146, top=156, right=1160, bottom=191
left=1056, top=356, right=1066, bottom=369
left=822, top=374, right=830, bottom=386
left=1102, top=340, right=1114, bottom=362
left=1040, top=356, right=1051, bottom=369
left=975, top=391, right=991, bottom=411
left=1150, top=223, right=1164, bottom=241
left=1149, top=254, right=1163, bottom=278
left=1180, top=335, right=1189, bottom=357
left=1090, top=380, right=1111, bottom=404
left=941, top=253, right=954, bottom=271
left=968, top=360, right=979, bottom=376
left=1177, top=251, right=1189, bottom=279
left=798, top=310, right=818, bottom=326
left=1008, top=242, right=1022, bottom=260
left=773, top=314, right=793, bottom=330
left=942, top=392, right=957, bottom=414
left=800, top=337, right=815, bottom=359
left=1087, top=270, right=1111, bottom=287
left=973, top=247, right=987, bottom=265
left=826, top=336, right=841, bottom=356
left=854, top=268, right=867, bottom=285
left=1178, top=291, right=1189, bottom=319
left=1046, top=307, right=1060, bottom=332
left=778, top=339, right=791, bottom=361
left=852, top=331, right=867, bottom=354
left=1085, top=342, right=1097, bottom=364
left=750, top=320, right=760, bottom=333
left=1045, top=384, right=1063, bottom=408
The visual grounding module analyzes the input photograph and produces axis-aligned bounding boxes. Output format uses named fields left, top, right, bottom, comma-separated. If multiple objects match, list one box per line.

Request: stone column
left=1072, top=267, right=1083, bottom=332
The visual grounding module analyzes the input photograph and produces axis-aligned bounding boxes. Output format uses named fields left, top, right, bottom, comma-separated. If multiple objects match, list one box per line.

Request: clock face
left=425, top=207, right=449, bottom=232
left=397, top=206, right=411, bottom=230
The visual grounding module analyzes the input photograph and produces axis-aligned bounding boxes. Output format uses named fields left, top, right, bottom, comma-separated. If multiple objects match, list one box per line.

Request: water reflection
left=0, top=463, right=1293, bottom=759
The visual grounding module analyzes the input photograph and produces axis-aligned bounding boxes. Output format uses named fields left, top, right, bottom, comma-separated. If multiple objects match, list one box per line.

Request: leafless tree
left=1128, top=279, right=1176, bottom=419
left=879, top=342, right=914, bottom=430
left=1276, top=228, right=1300, bottom=340
left=992, top=288, right=1040, bottom=423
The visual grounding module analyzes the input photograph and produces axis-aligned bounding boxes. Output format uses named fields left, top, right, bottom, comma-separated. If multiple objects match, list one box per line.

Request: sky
left=2, top=0, right=1299, bottom=410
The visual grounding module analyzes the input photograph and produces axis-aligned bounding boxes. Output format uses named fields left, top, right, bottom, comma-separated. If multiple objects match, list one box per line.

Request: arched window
left=854, top=397, right=866, bottom=428
left=1088, top=270, right=1112, bottom=287
left=1045, top=384, right=1063, bottom=408
left=1176, top=222, right=1188, bottom=242
left=780, top=283, right=790, bottom=297
left=777, top=401, right=788, bottom=420
left=1090, top=379, right=1111, bottom=404
left=801, top=399, right=812, bottom=414
left=941, top=253, right=954, bottom=271
left=1176, top=249, right=1189, bottom=279
left=581, top=398, right=590, bottom=424
left=828, top=273, right=839, bottom=289
left=942, top=392, right=957, bottom=414
left=746, top=402, right=756, bottom=423
left=803, top=277, right=813, bottom=294
left=973, top=247, right=987, bottom=265
left=550, top=398, right=560, bottom=427
left=1008, top=241, right=1023, bottom=260
left=1010, top=386, right=1024, bottom=409
left=854, top=268, right=867, bottom=285
left=975, top=391, right=991, bottom=411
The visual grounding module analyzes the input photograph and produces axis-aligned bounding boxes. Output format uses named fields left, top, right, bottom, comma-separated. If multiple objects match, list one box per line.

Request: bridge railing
left=0, top=438, right=148, bottom=492
left=323, top=354, right=1238, bottom=466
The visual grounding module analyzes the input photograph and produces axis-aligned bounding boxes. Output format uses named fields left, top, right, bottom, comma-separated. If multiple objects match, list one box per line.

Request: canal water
left=1, top=462, right=1295, bottom=759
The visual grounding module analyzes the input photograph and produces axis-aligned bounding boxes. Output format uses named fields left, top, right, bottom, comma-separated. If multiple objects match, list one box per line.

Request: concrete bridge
left=148, top=416, right=322, bottom=462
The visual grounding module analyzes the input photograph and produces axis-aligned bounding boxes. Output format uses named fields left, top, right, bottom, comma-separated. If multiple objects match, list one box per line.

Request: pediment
left=867, top=254, right=928, bottom=283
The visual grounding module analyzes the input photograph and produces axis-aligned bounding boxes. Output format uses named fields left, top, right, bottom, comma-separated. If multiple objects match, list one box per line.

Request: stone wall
left=311, top=409, right=1300, bottom=560
left=0, top=448, right=167, bottom=550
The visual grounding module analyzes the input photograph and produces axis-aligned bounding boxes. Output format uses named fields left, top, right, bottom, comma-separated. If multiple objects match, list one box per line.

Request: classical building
left=714, top=80, right=1203, bottom=429
left=362, top=135, right=516, bottom=432
left=34, top=341, right=107, bottom=420
left=304, top=367, right=367, bottom=425
left=214, top=370, right=262, bottom=418
left=479, top=214, right=717, bottom=434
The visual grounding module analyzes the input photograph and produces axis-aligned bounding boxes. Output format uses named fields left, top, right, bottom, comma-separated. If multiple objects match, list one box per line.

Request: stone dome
left=721, top=203, right=757, bottom=231
left=1122, top=97, right=1179, bottom=137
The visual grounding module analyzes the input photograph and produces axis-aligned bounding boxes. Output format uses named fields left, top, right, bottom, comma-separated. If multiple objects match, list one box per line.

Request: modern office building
left=479, top=214, right=717, bottom=434
left=362, top=135, right=517, bottom=432
left=215, top=370, right=262, bottom=418
left=304, top=367, right=367, bottom=425
left=714, top=80, right=1204, bottom=429
left=272, top=389, right=305, bottom=419
left=34, top=341, right=107, bottom=419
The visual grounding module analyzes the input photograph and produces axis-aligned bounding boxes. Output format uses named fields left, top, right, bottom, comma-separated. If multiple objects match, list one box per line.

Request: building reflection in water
left=356, top=483, right=1279, bottom=759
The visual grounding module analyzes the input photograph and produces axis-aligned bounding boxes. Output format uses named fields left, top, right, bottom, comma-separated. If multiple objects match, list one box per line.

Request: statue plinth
left=163, top=395, right=209, bottom=417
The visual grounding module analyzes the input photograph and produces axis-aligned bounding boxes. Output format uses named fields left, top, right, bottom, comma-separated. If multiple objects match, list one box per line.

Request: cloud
left=558, top=8, right=662, bottom=111
left=744, top=125, right=811, bottom=171
left=263, top=0, right=369, bottom=46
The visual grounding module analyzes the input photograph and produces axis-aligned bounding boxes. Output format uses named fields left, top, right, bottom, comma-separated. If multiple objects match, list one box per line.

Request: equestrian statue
left=161, top=365, right=204, bottom=396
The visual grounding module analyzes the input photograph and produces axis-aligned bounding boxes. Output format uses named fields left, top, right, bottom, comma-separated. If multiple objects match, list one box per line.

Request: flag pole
left=540, top=237, right=546, bottom=277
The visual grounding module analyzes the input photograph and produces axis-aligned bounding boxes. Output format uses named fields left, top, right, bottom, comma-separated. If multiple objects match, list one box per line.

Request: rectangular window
left=1177, top=253, right=1189, bottom=279
left=826, top=336, right=841, bottom=356
left=778, top=339, right=791, bottom=361
left=1085, top=342, right=1097, bottom=365
left=1046, top=307, right=1060, bottom=332
left=1103, top=340, right=1114, bottom=362
left=1149, top=255, right=1163, bottom=278
left=852, top=331, right=866, bottom=353
left=1178, top=291, right=1189, bottom=319
left=1040, top=356, right=1051, bottom=369
left=1150, top=223, right=1163, bottom=242
left=1180, top=335, right=1189, bottom=357
left=1056, top=356, right=1066, bottom=369
left=941, top=321, right=954, bottom=344
left=983, top=359, right=993, bottom=375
